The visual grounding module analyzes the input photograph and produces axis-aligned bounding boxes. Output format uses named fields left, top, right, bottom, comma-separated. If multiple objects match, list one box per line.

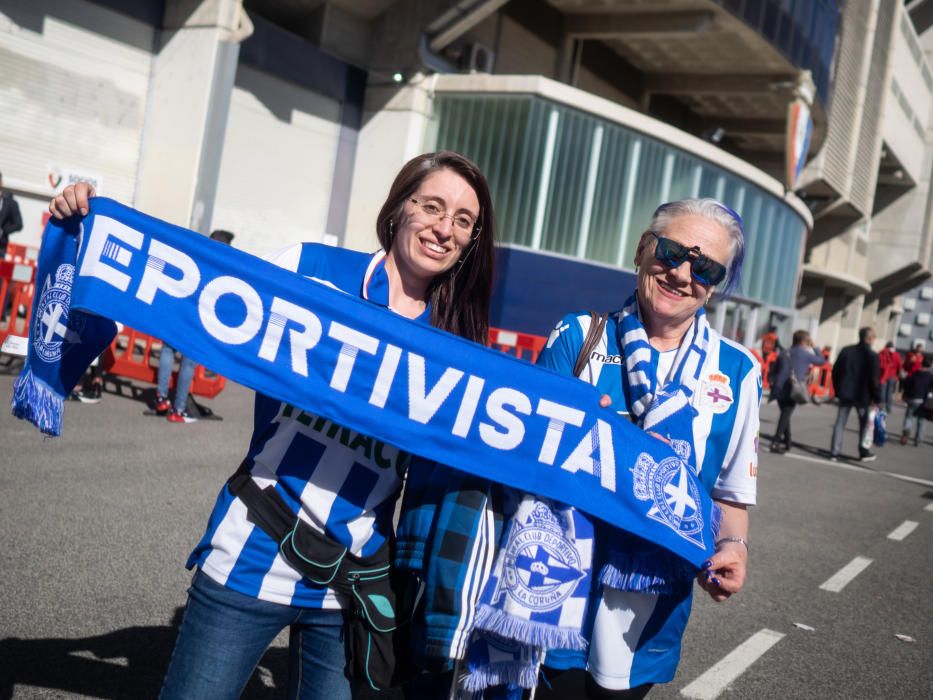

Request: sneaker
left=86, top=383, right=102, bottom=400
left=73, top=389, right=101, bottom=405
left=829, top=453, right=840, bottom=462
left=900, top=434, right=909, bottom=446
left=167, top=410, right=197, bottom=424
left=859, top=451, right=877, bottom=462
left=154, top=394, right=171, bottom=415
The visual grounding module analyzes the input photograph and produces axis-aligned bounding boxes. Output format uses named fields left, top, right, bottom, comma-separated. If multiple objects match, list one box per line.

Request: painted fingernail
left=712, top=577, right=722, bottom=587
left=702, top=560, right=712, bottom=570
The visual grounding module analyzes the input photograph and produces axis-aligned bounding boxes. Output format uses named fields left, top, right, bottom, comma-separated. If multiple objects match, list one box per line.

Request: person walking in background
left=0, top=171, right=23, bottom=259
left=830, top=327, right=881, bottom=461
left=901, top=356, right=932, bottom=446
left=154, top=230, right=234, bottom=424
left=769, top=330, right=825, bottom=453
left=904, top=342, right=925, bottom=378
left=761, top=325, right=781, bottom=357
left=878, top=341, right=902, bottom=415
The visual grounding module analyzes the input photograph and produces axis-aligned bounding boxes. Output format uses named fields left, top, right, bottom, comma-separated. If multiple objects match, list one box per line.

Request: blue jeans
left=830, top=403, right=870, bottom=457
left=160, top=570, right=352, bottom=700
left=881, top=378, right=897, bottom=414
left=157, top=343, right=197, bottom=413
left=903, top=399, right=926, bottom=446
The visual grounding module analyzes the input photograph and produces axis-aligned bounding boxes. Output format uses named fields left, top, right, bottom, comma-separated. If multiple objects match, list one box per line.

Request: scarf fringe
left=711, top=502, right=722, bottom=540
left=461, top=661, right=539, bottom=692
left=11, top=369, right=63, bottom=437
left=474, top=604, right=588, bottom=652
left=598, top=555, right=695, bottom=594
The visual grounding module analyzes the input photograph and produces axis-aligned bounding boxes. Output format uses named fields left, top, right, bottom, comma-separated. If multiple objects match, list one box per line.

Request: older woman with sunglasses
left=536, top=198, right=759, bottom=699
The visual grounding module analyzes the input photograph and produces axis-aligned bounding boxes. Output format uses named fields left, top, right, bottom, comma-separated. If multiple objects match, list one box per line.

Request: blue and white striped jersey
left=187, top=243, right=422, bottom=608
left=538, top=310, right=760, bottom=688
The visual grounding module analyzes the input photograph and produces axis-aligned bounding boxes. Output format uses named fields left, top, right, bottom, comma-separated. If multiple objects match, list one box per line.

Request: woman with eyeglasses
left=534, top=198, right=759, bottom=699
left=48, top=151, right=496, bottom=699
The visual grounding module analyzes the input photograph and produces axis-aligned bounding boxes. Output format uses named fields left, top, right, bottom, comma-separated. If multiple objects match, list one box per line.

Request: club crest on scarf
left=632, top=439, right=706, bottom=548
left=33, top=264, right=83, bottom=362
left=495, top=502, right=585, bottom=612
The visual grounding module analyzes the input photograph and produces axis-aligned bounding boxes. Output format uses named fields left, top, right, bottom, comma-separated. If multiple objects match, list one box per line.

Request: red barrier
left=808, top=361, right=834, bottom=401
left=103, top=327, right=226, bottom=398
left=0, top=259, right=37, bottom=345
left=488, top=327, right=547, bottom=363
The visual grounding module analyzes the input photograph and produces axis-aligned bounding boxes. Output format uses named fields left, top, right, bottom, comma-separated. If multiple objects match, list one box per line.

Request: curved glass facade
left=432, top=93, right=807, bottom=310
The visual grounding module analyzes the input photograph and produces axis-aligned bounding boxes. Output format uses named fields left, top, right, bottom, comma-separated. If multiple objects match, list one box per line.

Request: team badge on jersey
left=632, top=448, right=706, bottom=548
left=33, top=264, right=83, bottom=363
left=498, top=503, right=585, bottom=612
left=700, top=372, right=734, bottom=414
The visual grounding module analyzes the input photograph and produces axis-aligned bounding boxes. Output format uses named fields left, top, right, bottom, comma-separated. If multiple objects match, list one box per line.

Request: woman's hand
left=697, top=500, right=748, bottom=602
left=697, top=539, right=747, bottom=601
left=49, top=182, right=96, bottom=220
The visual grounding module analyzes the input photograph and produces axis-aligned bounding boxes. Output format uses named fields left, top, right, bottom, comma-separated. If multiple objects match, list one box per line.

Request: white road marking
left=780, top=451, right=863, bottom=471
left=887, top=520, right=918, bottom=541
left=681, top=629, right=785, bottom=699
left=819, top=556, right=873, bottom=592
left=880, top=470, right=933, bottom=488
left=779, top=452, right=933, bottom=487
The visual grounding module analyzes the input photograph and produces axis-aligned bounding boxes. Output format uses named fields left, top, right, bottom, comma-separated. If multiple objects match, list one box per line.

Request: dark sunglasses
left=647, top=231, right=728, bottom=286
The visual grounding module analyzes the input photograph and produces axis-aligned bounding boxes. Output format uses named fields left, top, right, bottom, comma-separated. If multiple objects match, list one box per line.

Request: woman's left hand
left=697, top=500, right=748, bottom=602
left=697, top=539, right=747, bottom=602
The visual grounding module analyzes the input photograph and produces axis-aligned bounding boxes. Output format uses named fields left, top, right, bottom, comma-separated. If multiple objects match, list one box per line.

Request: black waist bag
left=227, top=463, right=420, bottom=690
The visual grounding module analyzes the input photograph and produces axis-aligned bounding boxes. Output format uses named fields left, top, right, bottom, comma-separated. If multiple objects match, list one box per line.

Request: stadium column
left=341, top=78, right=439, bottom=253
left=134, top=0, right=253, bottom=233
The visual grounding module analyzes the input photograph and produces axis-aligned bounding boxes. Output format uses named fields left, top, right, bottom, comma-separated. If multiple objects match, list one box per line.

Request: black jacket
left=904, top=369, right=932, bottom=402
left=0, top=191, right=23, bottom=245
left=831, top=341, right=881, bottom=407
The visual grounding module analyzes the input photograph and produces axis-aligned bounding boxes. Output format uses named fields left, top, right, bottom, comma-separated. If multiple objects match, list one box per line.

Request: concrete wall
left=211, top=64, right=342, bottom=257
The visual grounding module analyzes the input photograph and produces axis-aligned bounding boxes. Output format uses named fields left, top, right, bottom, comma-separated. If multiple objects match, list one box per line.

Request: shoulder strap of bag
left=573, top=311, right=608, bottom=378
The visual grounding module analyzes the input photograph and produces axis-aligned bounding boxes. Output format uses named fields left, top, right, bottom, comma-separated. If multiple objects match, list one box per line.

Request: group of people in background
left=766, top=325, right=931, bottom=458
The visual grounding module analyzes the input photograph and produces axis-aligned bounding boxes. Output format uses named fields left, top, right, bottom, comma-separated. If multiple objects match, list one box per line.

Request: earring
left=387, top=220, right=394, bottom=242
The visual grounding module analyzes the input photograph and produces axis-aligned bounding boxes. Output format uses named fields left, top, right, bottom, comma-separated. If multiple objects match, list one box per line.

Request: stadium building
left=2, top=0, right=931, bottom=353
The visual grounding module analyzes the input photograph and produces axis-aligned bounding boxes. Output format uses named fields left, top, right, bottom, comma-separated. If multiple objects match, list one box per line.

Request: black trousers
left=773, top=399, right=797, bottom=448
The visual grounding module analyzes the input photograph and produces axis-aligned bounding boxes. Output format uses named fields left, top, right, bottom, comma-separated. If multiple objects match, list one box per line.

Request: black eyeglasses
left=647, top=232, right=728, bottom=286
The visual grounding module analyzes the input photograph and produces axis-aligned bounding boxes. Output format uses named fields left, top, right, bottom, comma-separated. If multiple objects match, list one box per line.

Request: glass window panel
left=431, top=91, right=807, bottom=310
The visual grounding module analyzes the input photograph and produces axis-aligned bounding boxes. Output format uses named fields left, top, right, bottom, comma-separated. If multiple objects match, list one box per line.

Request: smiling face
left=387, top=168, right=480, bottom=289
left=634, top=213, right=732, bottom=336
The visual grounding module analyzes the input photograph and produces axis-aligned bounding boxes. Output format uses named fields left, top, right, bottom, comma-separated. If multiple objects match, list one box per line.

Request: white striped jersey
left=537, top=310, right=760, bottom=688
left=187, top=243, right=422, bottom=608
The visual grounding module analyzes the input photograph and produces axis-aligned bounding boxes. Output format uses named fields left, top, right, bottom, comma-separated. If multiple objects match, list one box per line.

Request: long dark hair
left=376, top=151, right=496, bottom=344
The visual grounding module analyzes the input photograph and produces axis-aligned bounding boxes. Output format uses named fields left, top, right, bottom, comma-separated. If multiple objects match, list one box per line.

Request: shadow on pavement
left=0, top=608, right=287, bottom=699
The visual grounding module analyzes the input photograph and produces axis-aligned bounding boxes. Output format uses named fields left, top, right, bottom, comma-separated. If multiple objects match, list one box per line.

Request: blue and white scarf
left=600, top=294, right=719, bottom=592
left=11, top=216, right=116, bottom=434
left=11, top=199, right=719, bottom=573
left=461, top=496, right=593, bottom=692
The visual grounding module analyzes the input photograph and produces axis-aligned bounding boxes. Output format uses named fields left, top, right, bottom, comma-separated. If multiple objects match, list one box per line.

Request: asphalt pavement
left=1, top=358, right=930, bottom=699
